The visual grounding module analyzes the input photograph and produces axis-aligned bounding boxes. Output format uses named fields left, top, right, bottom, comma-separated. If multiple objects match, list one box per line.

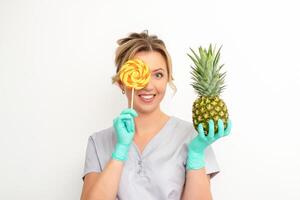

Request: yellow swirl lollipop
left=118, top=58, right=151, bottom=108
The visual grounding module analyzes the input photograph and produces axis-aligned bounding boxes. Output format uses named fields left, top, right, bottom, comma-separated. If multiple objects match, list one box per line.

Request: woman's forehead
left=132, top=51, right=167, bottom=71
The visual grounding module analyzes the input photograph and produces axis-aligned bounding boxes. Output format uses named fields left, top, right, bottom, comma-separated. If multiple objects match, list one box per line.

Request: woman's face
left=119, top=51, right=169, bottom=114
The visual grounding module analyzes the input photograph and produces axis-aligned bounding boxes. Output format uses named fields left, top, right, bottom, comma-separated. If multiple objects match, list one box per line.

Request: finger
left=119, top=114, right=134, bottom=132
left=217, top=119, right=225, bottom=138
left=208, top=119, right=215, bottom=139
left=121, top=108, right=137, bottom=116
left=197, top=123, right=206, bottom=140
left=119, top=114, right=133, bottom=121
left=121, top=108, right=138, bottom=118
left=114, top=117, right=125, bottom=130
left=130, top=117, right=135, bottom=133
left=123, top=115, right=135, bottom=133
left=125, top=117, right=134, bottom=133
left=224, top=119, right=232, bottom=136
left=125, top=119, right=131, bottom=133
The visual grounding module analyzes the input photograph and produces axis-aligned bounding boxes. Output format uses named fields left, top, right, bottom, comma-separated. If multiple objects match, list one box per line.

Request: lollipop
left=118, top=58, right=151, bottom=108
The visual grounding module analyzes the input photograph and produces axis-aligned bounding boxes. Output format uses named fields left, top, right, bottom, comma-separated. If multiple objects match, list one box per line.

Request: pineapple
left=187, top=44, right=229, bottom=135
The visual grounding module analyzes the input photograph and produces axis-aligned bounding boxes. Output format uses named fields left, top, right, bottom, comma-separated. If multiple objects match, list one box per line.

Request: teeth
left=140, top=95, right=154, bottom=99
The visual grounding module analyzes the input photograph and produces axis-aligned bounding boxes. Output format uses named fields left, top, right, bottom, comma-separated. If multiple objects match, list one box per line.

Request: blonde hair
left=111, top=30, right=177, bottom=95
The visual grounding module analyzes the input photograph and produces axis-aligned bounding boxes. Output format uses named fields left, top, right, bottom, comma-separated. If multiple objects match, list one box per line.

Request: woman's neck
left=133, top=108, right=169, bottom=136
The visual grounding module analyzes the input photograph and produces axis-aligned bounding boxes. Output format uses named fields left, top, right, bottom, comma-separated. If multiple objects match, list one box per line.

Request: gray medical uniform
left=82, top=116, right=220, bottom=200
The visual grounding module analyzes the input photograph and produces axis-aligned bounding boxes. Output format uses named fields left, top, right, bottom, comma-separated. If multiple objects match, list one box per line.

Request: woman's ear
left=117, top=81, right=124, bottom=91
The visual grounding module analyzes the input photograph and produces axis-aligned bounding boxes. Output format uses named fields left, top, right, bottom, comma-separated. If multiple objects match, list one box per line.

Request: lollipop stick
left=131, top=88, right=134, bottom=109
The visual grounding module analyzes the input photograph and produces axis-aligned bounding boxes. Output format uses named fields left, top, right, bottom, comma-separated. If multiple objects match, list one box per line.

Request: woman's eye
left=155, top=72, right=164, bottom=78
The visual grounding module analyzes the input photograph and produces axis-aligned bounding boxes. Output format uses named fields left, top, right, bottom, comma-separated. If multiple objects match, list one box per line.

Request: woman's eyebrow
left=152, top=68, right=165, bottom=72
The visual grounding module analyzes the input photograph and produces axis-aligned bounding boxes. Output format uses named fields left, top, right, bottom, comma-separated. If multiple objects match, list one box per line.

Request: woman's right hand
left=186, top=119, right=232, bottom=170
left=112, top=108, right=138, bottom=161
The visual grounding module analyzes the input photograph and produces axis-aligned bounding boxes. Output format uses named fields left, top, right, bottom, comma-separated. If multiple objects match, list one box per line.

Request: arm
left=181, top=119, right=232, bottom=200
left=181, top=168, right=212, bottom=200
left=80, top=108, right=138, bottom=200
left=80, top=159, right=124, bottom=200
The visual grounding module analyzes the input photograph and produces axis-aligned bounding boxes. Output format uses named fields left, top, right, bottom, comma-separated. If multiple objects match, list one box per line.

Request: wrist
left=186, top=149, right=205, bottom=170
left=112, top=143, right=131, bottom=161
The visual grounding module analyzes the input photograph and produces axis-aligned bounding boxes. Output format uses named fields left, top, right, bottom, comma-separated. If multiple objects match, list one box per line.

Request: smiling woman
left=126, top=51, right=168, bottom=112
left=112, top=30, right=177, bottom=96
left=80, top=30, right=223, bottom=200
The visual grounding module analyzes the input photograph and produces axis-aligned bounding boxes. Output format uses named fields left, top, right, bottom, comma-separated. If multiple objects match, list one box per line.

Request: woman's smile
left=138, top=94, right=156, bottom=103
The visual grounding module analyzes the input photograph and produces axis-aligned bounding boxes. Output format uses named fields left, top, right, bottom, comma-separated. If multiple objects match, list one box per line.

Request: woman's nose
left=143, top=79, right=155, bottom=90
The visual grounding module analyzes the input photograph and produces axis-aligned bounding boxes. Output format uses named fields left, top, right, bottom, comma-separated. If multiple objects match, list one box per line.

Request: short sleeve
left=82, top=136, right=102, bottom=181
left=204, top=145, right=220, bottom=179
left=188, top=126, right=221, bottom=179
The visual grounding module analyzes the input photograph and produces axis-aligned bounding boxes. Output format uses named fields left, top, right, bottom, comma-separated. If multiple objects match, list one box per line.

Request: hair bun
left=117, top=30, right=159, bottom=45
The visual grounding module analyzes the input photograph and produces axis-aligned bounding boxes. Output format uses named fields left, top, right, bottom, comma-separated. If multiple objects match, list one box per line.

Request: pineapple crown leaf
left=188, top=47, right=201, bottom=63
left=213, top=45, right=223, bottom=67
left=188, top=43, right=226, bottom=96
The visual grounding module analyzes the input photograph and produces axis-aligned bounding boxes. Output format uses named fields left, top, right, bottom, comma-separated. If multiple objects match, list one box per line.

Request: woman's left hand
left=186, top=119, right=232, bottom=170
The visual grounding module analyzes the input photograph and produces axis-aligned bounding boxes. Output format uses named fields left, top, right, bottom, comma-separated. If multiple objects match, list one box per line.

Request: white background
left=1, top=0, right=299, bottom=199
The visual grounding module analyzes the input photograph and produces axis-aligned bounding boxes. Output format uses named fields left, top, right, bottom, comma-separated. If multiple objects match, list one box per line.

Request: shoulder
left=172, top=116, right=194, bottom=129
left=171, top=116, right=197, bottom=141
left=88, top=126, right=116, bottom=149
left=84, top=127, right=116, bottom=171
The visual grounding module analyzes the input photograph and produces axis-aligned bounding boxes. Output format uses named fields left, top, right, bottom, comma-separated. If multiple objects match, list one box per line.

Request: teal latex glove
left=112, top=108, right=138, bottom=161
left=186, top=119, right=232, bottom=170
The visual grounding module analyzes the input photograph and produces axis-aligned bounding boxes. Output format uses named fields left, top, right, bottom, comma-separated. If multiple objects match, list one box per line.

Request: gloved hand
left=186, top=119, right=232, bottom=170
left=112, top=108, right=138, bottom=161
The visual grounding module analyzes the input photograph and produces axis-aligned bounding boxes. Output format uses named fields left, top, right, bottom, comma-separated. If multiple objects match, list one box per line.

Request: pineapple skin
left=192, top=96, right=229, bottom=135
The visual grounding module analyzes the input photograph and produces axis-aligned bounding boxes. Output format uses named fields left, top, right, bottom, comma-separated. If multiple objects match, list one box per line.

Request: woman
left=80, top=30, right=231, bottom=200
